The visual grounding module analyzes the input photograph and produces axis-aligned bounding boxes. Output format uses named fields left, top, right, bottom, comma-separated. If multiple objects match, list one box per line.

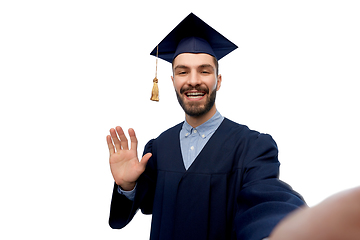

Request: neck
left=185, top=105, right=217, bottom=128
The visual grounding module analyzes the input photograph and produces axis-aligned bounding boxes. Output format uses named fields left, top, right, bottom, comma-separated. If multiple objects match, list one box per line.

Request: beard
left=175, top=85, right=217, bottom=117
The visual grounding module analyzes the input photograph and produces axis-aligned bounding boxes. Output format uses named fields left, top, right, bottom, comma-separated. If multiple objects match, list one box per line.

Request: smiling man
left=107, top=13, right=305, bottom=240
left=172, top=52, right=220, bottom=125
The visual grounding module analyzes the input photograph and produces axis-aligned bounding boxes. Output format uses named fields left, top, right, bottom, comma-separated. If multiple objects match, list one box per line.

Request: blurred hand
left=270, top=186, right=360, bottom=240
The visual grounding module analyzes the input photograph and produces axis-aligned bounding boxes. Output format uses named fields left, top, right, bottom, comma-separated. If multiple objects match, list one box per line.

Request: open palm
left=106, top=127, right=151, bottom=191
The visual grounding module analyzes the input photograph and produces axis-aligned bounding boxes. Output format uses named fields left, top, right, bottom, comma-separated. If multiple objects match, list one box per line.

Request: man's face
left=171, top=53, right=222, bottom=117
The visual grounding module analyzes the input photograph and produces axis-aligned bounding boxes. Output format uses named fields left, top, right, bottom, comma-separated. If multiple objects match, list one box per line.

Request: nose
left=187, top=71, right=201, bottom=87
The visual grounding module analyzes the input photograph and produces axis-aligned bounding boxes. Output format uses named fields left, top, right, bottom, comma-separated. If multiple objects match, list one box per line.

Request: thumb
left=139, top=153, right=152, bottom=169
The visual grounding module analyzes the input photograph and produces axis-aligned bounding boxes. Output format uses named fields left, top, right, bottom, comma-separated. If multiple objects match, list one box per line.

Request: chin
left=182, top=98, right=215, bottom=117
left=176, top=88, right=217, bottom=117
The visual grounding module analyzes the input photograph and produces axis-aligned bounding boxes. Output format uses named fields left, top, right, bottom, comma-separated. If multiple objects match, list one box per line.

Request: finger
left=128, top=128, right=138, bottom=151
left=106, top=135, right=115, bottom=155
left=116, top=126, right=129, bottom=150
left=109, top=128, right=121, bottom=151
left=139, top=153, right=152, bottom=170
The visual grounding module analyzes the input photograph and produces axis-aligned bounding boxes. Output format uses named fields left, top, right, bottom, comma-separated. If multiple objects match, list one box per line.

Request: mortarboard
left=150, top=12, right=238, bottom=101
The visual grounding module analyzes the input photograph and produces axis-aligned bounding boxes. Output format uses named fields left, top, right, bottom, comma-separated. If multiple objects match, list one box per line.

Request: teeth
left=186, top=92, right=204, bottom=96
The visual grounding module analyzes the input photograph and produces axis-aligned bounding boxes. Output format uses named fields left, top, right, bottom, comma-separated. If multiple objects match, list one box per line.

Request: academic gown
left=109, top=118, right=305, bottom=240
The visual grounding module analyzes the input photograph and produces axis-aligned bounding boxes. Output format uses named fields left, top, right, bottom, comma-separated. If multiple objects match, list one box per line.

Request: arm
left=270, top=186, right=360, bottom=240
left=106, top=127, right=152, bottom=229
left=235, top=133, right=305, bottom=240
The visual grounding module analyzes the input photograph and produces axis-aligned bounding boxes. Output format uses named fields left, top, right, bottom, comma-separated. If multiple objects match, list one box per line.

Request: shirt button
left=185, top=133, right=189, bottom=137
left=193, top=129, right=197, bottom=133
left=190, top=146, right=194, bottom=150
left=202, top=134, right=205, bottom=138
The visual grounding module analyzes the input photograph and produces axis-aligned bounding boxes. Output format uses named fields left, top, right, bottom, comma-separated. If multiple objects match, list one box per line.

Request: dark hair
left=213, top=56, right=219, bottom=76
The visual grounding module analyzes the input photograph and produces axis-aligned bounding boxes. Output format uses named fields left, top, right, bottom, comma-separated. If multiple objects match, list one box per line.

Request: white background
left=1, top=1, right=359, bottom=239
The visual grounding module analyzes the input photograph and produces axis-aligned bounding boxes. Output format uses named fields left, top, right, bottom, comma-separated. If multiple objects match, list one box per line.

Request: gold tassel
left=150, top=45, right=159, bottom=101
left=150, top=77, right=159, bottom=101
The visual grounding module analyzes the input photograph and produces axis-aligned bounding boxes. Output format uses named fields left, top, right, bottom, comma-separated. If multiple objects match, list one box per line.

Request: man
left=106, top=13, right=305, bottom=240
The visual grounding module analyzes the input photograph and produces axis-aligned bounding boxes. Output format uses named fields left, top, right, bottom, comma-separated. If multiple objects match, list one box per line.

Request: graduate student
left=106, top=13, right=305, bottom=240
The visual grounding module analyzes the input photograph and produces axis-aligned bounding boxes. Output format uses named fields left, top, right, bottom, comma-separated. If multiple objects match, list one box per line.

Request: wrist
left=119, top=182, right=136, bottom=191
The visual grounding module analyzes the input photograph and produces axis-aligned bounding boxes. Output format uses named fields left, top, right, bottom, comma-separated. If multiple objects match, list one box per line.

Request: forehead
left=172, top=53, right=216, bottom=68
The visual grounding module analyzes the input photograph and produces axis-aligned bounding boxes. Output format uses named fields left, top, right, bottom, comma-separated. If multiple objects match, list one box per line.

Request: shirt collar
left=182, top=110, right=224, bottom=138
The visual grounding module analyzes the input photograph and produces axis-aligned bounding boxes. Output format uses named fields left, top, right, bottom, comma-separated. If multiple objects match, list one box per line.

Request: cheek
left=172, top=78, right=184, bottom=92
left=173, top=82, right=182, bottom=94
left=208, top=79, right=218, bottom=91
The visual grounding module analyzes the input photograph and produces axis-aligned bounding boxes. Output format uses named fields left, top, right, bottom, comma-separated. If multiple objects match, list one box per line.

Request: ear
left=171, top=75, right=175, bottom=86
left=216, top=74, right=222, bottom=91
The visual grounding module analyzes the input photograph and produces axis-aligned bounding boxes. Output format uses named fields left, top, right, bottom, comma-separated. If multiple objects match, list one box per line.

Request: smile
left=185, top=91, right=206, bottom=100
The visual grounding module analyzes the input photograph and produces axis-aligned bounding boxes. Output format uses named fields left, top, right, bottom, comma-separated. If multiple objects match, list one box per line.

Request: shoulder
left=143, top=122, right=183, bottom=152
left=156, top=122, right=184, bottom=140
left=222, top=118, right=276, bottom=144
left=219, top=119, right=278, bottom=163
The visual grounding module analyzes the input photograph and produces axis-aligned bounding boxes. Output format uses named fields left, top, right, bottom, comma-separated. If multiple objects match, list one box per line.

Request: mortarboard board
left=150, top=12, right=238, bottom=101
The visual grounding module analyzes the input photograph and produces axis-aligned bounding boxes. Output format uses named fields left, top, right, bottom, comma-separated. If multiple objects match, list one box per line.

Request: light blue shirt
left=118, top=111, right=224, bottom=197
left=180, top=110, right=224, bottom=170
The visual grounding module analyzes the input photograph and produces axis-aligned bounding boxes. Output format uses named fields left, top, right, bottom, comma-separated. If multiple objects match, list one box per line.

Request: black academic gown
left=109, top=118, right=305, bottom=240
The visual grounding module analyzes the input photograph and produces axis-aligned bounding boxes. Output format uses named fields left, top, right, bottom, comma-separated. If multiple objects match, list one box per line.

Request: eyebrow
left=198, top=64, right=214, bottom=71
left=174, top=65, right=190, bottom=71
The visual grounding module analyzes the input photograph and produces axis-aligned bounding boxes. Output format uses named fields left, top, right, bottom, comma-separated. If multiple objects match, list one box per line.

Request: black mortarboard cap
left=150, top=12, right=238, bottom=63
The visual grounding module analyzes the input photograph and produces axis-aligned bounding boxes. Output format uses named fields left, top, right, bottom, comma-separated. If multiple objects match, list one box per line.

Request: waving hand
left=106, top=126, right=152, bottom=191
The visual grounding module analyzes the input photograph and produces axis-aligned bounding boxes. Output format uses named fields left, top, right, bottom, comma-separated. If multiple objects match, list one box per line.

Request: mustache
left=180, top=85, right=209, bottom=94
